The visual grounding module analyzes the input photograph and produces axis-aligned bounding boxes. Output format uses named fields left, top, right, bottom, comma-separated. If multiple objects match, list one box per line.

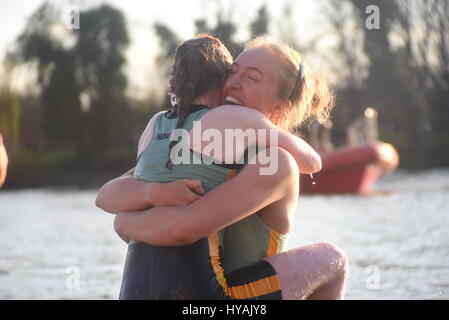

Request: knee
left=316, top=242, right=349, bottom=276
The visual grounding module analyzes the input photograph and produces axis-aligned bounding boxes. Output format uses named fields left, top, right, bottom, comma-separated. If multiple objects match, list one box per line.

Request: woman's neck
left=192, top=88, right=222, bottom=108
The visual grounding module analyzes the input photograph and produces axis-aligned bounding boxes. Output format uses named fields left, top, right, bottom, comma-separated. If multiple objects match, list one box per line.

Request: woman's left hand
left=114, top=213, right=129, bottom=243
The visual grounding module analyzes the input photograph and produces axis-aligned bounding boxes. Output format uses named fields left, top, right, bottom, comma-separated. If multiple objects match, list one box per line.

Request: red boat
left=300, top=141, right=399, bottom=194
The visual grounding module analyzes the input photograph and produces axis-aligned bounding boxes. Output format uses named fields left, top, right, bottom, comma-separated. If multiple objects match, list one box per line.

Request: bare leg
left=247, top=147, right=349, bottom=300
left=264, top=242, right=349, bottom=300
left=224, top=146, right=349, bottom=300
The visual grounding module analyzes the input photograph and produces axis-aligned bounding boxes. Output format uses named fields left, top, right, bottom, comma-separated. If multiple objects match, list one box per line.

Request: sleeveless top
left=135, top=104, right=288, bottom=270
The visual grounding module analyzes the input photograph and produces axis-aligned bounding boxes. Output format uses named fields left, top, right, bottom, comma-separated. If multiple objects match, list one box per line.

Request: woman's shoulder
left=198, top=104, right=269, bottom=131
left=137, top=110, right=167, bottom=159
left=210, top=104, right=265, bottom=116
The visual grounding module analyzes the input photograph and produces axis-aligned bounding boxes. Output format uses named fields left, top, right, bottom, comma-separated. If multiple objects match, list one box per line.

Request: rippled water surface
left=0, top=170, right=448, bottom=299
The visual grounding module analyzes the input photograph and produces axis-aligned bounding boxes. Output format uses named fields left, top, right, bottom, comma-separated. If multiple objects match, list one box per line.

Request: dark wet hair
left=166, top=34, right=233, bottom=169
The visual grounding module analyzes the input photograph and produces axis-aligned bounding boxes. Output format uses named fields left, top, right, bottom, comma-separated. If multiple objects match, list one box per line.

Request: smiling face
left=222, top=47, right=288, bottom=122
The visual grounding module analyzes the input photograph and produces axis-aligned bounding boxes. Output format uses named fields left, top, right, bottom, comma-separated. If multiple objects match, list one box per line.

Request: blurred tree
left=275, top=3, right=301, bottom=51
left=15, top=3, right=133, bottom=168
left=153, top=23, right=182, bottom=108
left=323, top=0, right=367, bottom=88
left=0, top=54, right=21, bottom=153
left=404, top=0, right=449, bottom=166
left=16, top=3, right=83, bottom=149
left=250, top=5, right=269, bottom=38
left=351, top=0, right=432, bottom=167
left=194, top=15, right=242, bottom=58
left=154, top=23, right=181, bottom=59
left=319, top=0, right=449, bottom=167
left=154, top=3, right=271, bottom=62
left=152, top=4, right=270, bottom=108
left=76, top=5, right=133, bottom=167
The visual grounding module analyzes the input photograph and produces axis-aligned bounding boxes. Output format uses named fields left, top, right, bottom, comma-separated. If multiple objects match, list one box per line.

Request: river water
left=0, top=169, right=448, bottom=300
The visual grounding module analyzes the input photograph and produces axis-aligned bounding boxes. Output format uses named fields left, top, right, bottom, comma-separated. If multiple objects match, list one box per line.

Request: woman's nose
left=226, top=74, right=240, bottom=90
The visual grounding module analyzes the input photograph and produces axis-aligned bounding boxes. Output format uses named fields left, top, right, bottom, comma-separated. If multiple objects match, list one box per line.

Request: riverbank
left=3, top=148, right=133, bottom=189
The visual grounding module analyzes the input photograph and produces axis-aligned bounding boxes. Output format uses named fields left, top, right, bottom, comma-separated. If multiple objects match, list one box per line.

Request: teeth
left=224, top=96, right=243, bottom=105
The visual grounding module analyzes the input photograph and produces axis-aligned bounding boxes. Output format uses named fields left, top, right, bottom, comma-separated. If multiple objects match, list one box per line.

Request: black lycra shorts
left=119, top=235, right=282, bottom=300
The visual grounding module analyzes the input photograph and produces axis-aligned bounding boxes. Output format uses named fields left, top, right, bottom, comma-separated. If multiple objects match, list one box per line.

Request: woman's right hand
left=152, top=179, right=204, bottom=207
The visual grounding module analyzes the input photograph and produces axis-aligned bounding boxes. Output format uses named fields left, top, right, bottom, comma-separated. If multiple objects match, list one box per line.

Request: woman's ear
left=269, top=101, right=291, bottom=125
left=272, top=100, right=291, bottom=122
left=281, top=100, right=292, bottom=112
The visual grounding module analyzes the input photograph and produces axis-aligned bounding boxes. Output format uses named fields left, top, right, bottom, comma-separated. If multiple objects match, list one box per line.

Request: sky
left=0, top=0, right=326, bottom=98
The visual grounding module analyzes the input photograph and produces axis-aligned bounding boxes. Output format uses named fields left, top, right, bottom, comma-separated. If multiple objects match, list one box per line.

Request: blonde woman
left=97, top=36, right=347, bottom=299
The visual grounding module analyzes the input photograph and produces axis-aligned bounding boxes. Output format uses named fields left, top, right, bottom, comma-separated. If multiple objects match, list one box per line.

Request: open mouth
left=224, top=96, right=243, bottom=106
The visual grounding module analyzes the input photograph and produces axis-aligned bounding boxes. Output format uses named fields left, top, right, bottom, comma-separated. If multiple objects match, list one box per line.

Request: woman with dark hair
left=97, top=35, right=348, bottom=299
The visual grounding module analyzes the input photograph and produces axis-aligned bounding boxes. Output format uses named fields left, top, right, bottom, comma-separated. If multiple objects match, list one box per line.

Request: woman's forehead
left=235, top=47, right=279, bottom=78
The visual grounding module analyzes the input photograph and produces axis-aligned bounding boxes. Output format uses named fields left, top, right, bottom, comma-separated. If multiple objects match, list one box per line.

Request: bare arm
left=189, top=105, right=321, bottom=173
left=115, top=148, right=298, bottom=246
left=96, top=169, right=155, bottom=214
left=95, top=110, right=203, bottom=214
left=95, top=110, right=162, bottom=213
left=96, top=170, right=204, bottom=214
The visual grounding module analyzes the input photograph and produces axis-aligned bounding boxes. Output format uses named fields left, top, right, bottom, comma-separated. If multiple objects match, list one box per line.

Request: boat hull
left=301, top=142, right=399, bottom=194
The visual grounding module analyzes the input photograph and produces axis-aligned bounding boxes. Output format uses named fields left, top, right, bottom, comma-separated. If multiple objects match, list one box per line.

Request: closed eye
left=248, top=76, right=259, bottom=82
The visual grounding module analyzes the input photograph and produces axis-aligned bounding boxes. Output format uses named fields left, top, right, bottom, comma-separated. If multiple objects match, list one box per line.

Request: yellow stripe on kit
left=208, top=232, right=282, bottom=299
left=208, top=233, right=229, bottom=292
left=266, top=229, right=282, bottom=256
left=207, top=168, right=238, bottom=293
left=207, top=168, right=282, bottom=299
left=225, top=169, right=238, bottom=180
left=227, top=274, right=282, bottom=299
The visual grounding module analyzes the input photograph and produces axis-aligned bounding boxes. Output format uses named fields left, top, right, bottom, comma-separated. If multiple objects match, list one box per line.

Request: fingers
left=178, top=192, right=200, bottom=206
left=188, top=193, right=201, bottom=203
left=118, top=233, right=129, bottom=243
left=114, top=214, right=129, bottom=243
left=161, top=180, right=204, bottom=207
left=181, top=179, right=204, bottom=195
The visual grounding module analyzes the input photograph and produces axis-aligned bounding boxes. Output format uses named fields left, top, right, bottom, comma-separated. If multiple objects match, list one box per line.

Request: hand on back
left=153, top=179, right=204, bottom=207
